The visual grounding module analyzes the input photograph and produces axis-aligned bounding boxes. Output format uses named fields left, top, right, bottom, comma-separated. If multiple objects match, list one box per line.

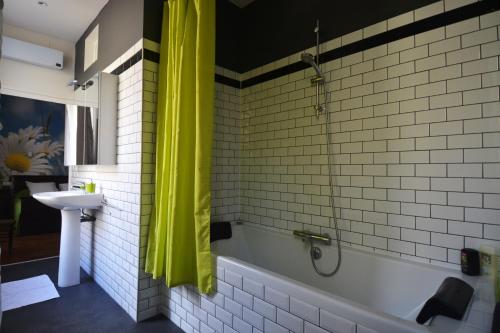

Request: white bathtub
left=209, top=224, right=493, bottom=333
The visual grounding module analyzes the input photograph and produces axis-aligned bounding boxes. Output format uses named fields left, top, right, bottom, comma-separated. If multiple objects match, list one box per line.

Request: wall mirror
left=65, top=72, right=117, bottom=166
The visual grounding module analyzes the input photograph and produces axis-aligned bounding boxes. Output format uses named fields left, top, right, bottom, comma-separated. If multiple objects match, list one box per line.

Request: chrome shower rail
left=293, top=230, right=332, bottom=245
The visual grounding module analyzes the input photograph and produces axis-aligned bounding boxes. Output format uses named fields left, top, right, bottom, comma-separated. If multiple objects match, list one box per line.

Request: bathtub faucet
left=293, top=230, right=332, bottom=245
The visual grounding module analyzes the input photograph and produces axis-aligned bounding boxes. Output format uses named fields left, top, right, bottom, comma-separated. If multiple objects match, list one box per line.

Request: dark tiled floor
left=1, top=257, right=182, bottom=333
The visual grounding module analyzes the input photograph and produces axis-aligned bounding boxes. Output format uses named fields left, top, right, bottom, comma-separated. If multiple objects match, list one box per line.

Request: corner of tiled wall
left=137, top=39, right=163, bottom=321
left=212, top=69, right=243, bottom=224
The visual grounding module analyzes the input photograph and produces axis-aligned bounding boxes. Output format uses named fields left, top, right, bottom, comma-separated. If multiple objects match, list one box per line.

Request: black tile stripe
left=128, top=0, right=500, bottom=88
left=111, top=50, right=142, bottom=76
left=243, top=61, right=310, bottom=88
left=215, top=74, right=241, bottom=89
left=144, top=48, right=160, bottom=63
left=240, top=0, right=500, bottom=88
left=141, top=48, right=241, bottom=89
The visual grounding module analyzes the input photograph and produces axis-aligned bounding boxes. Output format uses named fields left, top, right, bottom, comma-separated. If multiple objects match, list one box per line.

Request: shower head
left=301, top=52, right=315, bottom=65
left=68, top=79, right=94, bottom=90
left=68, top=80, right=80, bottom=87
left=301, top=52, right=324, bottom=80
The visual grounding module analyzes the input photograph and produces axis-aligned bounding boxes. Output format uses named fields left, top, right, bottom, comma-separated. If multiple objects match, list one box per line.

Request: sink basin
left=33, top=190, right=103, bottom=288
left=33, top=191, right=103, bottom=210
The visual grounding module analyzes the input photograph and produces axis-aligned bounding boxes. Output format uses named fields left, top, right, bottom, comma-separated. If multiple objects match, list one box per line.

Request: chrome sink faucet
left=72, top=181, right=85, bottom=190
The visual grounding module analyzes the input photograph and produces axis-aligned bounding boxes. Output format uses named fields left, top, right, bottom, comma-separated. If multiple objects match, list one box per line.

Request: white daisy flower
left=34, top=140, right=64, bottom=158
left=0, top=126, right=62, bottom=176
left=18, top=126, right=44, bottom=141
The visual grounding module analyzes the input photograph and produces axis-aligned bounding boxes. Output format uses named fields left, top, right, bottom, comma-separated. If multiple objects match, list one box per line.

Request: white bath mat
left=1, top=275, right=60, bottom=311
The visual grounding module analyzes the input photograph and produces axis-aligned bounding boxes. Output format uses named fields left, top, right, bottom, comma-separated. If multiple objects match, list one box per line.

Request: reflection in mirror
left=83, top=73, right=99, bottom=108
left=64, top=106, right=99, bottom=165
left=65, top=72, right=117, bottom=166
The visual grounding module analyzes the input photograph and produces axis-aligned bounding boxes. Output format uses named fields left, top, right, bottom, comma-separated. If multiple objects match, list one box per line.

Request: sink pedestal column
left=58, top=210, right=81, bottom=287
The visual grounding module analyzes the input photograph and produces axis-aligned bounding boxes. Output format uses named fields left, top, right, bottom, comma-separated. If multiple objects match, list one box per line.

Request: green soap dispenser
left=85, top=180, right=96, bottom=193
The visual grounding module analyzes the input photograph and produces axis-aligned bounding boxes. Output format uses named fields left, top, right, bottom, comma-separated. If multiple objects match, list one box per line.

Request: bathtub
left=207, top=223, right=494, bottom=333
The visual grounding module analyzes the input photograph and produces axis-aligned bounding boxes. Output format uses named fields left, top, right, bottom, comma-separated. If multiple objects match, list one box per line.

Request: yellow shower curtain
left=145, top=0, right=215, bottom=294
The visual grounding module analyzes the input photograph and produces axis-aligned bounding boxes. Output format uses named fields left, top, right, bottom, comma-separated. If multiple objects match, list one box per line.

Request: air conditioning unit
left=2, top=36, right=64, bottom=70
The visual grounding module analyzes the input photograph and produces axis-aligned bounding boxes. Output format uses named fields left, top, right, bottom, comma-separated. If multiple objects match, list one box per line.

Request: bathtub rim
left=212, top=224, right=480, bottom=333
left=214, top=253, right=432, bottom=333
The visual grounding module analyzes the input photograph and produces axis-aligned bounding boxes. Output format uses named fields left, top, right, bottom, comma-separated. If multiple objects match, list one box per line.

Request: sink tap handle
left=72, top=182, right=85, bottom=190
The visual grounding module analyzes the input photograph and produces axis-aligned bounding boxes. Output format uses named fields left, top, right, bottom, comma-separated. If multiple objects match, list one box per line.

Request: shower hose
left=310, top=82, right=342, bottom=277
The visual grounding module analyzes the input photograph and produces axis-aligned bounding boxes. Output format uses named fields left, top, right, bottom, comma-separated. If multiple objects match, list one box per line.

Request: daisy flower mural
left=0, top=126, right=63, bottom=177
left=0, top=95, right=67, bottom=177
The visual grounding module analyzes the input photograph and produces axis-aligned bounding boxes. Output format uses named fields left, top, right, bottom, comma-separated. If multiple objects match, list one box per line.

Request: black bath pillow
left=416, top=277, right=474, bottom=324
left=210, top=222, right=232, bottom=243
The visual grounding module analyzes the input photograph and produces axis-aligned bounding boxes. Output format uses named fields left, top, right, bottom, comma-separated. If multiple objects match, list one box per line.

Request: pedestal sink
left=33, top=191, right=103, bottom=287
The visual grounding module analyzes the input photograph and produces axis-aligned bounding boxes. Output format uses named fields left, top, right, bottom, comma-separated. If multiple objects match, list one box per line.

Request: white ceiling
left=229, top=0, right=256, bottom=8
left=3, top=0, right=109, bottom=42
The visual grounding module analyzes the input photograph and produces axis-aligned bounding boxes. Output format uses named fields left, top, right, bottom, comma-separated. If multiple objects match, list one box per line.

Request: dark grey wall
left=215, top=0, right=242, bottom=71
left=77, top=0, right=443, bottom=78
left=237, top=0, right=440, bottom=72
left=74, top=0, right=144, bottom=84
left=142, top=0, right=241, bottom=71
left=143, top=0, right=442, bottom=73
left=143, top=0, right=163, bottom=43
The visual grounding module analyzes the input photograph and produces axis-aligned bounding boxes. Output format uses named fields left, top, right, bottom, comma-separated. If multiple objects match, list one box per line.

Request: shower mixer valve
left=311, top=246, right=322, bottom=260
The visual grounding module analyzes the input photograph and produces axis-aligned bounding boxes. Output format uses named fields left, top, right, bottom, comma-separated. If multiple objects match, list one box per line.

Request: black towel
left=210, top=222, right=232, bottom=243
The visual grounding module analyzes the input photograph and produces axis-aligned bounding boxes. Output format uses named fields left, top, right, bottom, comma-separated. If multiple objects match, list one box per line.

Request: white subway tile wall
left=160, top=267, right=364, bottom=333
left=162, top=5, right=499, bottom=333
left=211, top=78, right=242, bottom=223
left=159, top=258, right=493, bottom=333
left=71, top=41, right=144, bottom=320
left=238, top=11, right=500, bottom=269
left=71, top=40, right=165, bottom=321
left=71, top=2, right=498, bottom=331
